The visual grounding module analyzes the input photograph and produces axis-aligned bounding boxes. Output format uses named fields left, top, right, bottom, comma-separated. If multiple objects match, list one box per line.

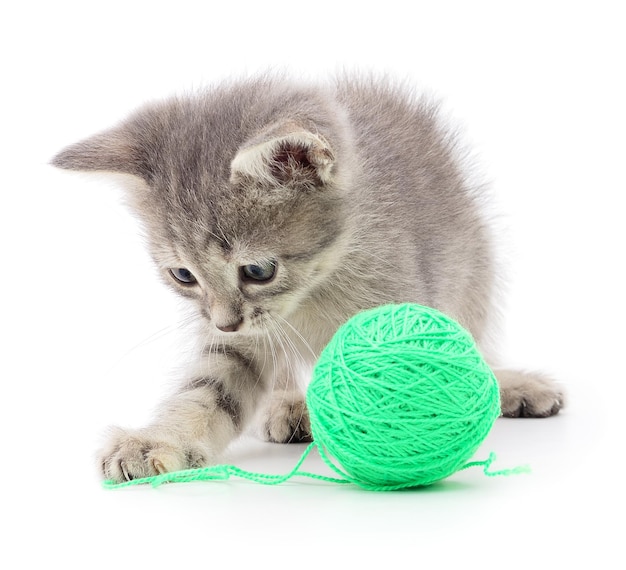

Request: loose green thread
left=104, top=442, right=350, bottom=489
left=104, top=304, right=529, bottom=491
left=103, top=446, right=527, bottom=490
left=461, top=452, right=531, bottom=478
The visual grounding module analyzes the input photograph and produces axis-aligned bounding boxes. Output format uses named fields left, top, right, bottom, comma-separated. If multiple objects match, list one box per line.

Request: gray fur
left=52, top=74, right=564, bottom=482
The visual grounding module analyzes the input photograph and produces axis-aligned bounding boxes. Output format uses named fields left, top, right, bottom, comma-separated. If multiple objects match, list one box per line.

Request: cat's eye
left=241, top=260, right=277, bottom=283
left=169, top=268, right=197, bottom=285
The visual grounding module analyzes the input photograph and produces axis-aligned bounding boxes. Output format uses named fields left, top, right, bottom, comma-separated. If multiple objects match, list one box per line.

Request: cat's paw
left=263, top=396, right=312, bottom=443
left=494, top=368, right=565, bottom=418
left=99, top=427, right=210, bottom=482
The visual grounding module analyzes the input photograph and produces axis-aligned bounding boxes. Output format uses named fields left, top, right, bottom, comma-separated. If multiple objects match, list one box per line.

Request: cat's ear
left=230, top=123, right=335, bottom=188
left=51, top=127, right=149, bottom=180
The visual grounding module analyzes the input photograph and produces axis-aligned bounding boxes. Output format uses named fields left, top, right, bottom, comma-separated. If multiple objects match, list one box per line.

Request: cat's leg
left=493, top=368, right=565, bottom=417
left=263, top=390, right=312, bottom=443
left=99, top=345, right=264, bottom=482
left=261, top=357, right=312, bottom=443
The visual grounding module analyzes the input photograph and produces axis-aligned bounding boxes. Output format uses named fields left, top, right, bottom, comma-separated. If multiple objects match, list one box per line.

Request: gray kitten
left=52, top=74, right=564, bottom=483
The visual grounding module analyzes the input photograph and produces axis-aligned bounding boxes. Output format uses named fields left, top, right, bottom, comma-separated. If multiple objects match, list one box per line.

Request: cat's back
left=324, top=76, right=494, bottom=337
left=332, top=76, right=468, bottom=203
left=334, top=76, right=440, bottom=148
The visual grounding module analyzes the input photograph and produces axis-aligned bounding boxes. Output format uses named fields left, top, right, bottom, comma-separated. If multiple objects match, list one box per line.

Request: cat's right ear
left=51, top=127, right=149, bottom=180
left=229, top=123, right=336, bottom=188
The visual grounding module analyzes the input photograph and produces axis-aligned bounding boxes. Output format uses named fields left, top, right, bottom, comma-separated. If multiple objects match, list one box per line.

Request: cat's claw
left=120, top=461, right=132, bottom=482
left=152, top=459, right=167, bottom=475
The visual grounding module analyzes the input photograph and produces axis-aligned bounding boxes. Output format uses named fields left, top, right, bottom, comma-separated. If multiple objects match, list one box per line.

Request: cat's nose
left=216, top=319, right=243, bottom=333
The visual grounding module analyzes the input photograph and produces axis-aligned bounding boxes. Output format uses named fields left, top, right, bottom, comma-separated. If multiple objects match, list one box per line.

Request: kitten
left=52, top=74, right=564, bottom=483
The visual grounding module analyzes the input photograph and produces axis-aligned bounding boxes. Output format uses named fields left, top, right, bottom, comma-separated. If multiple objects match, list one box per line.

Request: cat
left=52, top=73, right=564, bottom=483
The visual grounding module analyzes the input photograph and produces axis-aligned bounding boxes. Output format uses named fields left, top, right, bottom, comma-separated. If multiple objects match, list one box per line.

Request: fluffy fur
left=52, top=74, right=564, bottom=482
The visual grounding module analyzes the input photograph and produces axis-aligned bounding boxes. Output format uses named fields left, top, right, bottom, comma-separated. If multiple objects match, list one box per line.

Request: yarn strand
left=103, top=444, right=528, bottom=490
left=102, top=443, right=350, bottom=490
left=461, top=452, right=531, bottom=478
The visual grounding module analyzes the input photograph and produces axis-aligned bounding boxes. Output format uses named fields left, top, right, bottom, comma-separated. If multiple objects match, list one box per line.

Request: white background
left=2, top=1, right=624, bottom=567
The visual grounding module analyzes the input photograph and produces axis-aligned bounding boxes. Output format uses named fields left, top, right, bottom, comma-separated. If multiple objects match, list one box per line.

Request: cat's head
left=52, top=79, right=352, bottom=336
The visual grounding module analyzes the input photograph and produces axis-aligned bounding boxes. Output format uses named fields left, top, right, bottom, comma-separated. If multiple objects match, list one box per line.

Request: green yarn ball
left=307, top=303, right=501, bottom=490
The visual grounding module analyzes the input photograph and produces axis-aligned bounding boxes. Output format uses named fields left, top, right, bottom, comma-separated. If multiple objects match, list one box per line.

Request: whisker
left=264, top=316, right=310, bottom=435
left=273, top=313, right=317, bottom=360
left=251, top=326, right=268, bottom=393
left=109, top=311, right=203, bottom=373
left=265, top=313, right=310, bottom=395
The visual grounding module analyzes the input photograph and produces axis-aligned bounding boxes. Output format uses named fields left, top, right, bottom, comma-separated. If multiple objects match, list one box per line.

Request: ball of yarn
left=307, top=303, right=501, bottom=490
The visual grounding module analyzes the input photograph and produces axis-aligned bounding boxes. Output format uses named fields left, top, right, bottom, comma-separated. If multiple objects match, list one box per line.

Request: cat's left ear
left=51, top=126, right=149, bottom=180
left=230, top=123, right=335, bottom=188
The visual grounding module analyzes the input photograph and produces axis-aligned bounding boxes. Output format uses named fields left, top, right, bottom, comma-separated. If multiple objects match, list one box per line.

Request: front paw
left=99, top=427, right=209, bottom=482
left=263, top=397, right=312, bottom=443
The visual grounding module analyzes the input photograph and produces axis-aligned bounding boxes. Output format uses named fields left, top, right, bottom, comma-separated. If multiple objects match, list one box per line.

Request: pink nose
left=216, top=319, right=242, bottom=333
